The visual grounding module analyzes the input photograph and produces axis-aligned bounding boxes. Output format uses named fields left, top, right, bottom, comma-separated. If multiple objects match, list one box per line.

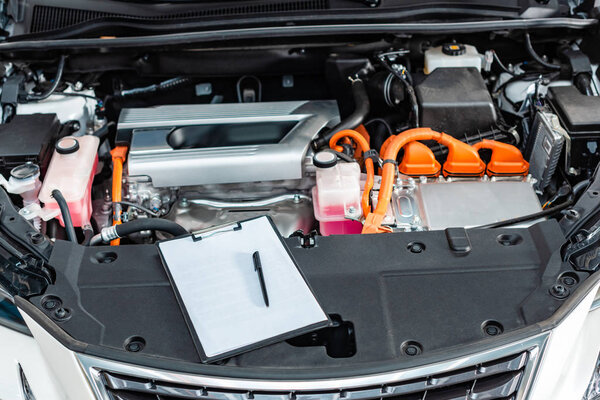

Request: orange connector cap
left=440, top=136, right=486, bottom=177
left=472, top=140, right=529, bottom=177
left=398, top=141, right=441, bottom=177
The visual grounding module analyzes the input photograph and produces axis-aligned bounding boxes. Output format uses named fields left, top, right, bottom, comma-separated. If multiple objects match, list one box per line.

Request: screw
left=561, top=276, right=576, bottom=286
left=565, top=210, right=580, bottom=221
left=53, top=307, right=70, bottom=320
left=293, top=194, right=301, bottom=204
left=179, top=198, right=189, bottom=208
left=405, top=346, right=417, bottom=355
left=485, top=325, right=500, bottom=336
left=42, top=297, right=60, bottom=310
left=20, top=208, right=30, bottom=215
left=347, top=206, right=356, bottom=215
left=550, top=284, right=569, bottom=299
left=127, top=342, right=141, bottom=352
left=407, top=242, right=425, bottom=253
left=29, top=232, right=44, bottom=245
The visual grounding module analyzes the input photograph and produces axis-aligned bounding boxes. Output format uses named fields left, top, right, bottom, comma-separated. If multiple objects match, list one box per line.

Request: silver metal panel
left=122, top=101, right=339, bottom=187
left=417, top=179, right=541, bottom=230
left=166, top=194, right=314, bottom=238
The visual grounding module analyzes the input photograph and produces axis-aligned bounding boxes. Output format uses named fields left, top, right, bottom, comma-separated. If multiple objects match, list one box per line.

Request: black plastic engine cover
left=415, top=67, right=497, bottom=137
left=22, top=220, right=583, bottom=373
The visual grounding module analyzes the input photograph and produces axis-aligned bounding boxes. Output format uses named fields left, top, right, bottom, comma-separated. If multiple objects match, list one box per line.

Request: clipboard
left=157, top=216, right=331, bottom=363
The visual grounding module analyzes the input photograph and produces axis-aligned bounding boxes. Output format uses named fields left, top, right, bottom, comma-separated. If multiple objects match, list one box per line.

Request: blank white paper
left=158, top=216, right=328, bottom=359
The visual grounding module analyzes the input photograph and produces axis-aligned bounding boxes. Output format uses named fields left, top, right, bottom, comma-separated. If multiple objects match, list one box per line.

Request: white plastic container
left=312, top=152, right=362, bottom=235
left=39, top=135, right=100, bottom=227
left=424, top=44, right=482, bottom=74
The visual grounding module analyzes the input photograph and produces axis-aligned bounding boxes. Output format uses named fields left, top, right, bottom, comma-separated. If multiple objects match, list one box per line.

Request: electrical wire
left=236, top=75, right=262, bottom=103
left=377, top=55, right=419, bottom=128
left=491, top=50, right=515, bottom=76
left=52, top=91, right=102, bottom=102
left=524, top=33, right=561, bottom=71
left=475, top=199, right=574, bottom=229
left=113, top=201, right=161, bottom=217
left=26, top=55, right=67, bottom=101
left=364, top=118, right=393, bottom=137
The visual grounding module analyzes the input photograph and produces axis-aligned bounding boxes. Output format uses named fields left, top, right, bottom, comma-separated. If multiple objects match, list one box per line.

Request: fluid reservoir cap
left=442, top=43, right=466, bottom=56
left=313, top=150, right=338, bottom=169
left=56, top=137, right=80, bottom=154
left=10, top=162, right=40, bottom=180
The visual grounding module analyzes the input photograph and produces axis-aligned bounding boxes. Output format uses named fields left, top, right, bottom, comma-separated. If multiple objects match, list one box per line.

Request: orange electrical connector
left=398, top=141, right=441, bottom=177
left=472, top=140, right=529, bottom=177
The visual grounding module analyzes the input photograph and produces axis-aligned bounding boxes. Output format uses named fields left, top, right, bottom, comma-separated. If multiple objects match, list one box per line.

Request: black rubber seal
left=55, top=137, right=79, bottom=155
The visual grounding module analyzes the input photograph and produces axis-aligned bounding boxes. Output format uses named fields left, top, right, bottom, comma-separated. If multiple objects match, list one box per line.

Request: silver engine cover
left=120, top=101, right=340, bottom=187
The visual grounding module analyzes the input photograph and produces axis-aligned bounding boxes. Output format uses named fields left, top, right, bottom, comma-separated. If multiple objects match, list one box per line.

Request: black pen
left=252, top=251, right=270, bottom=307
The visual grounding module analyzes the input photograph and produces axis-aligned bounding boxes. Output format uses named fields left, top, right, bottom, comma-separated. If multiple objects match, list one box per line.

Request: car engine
left=1, top=35, right=598, bottom=244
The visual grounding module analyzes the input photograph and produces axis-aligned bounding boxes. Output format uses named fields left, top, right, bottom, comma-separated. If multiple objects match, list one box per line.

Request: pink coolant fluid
left=39, top=135, right=100, bottom=227
left=312, top=154, right=363, bottom=235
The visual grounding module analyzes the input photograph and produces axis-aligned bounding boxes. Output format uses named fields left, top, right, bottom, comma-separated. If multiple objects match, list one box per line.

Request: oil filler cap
left=442, top=43, right=466, bottom=56
left=55, top=137, right=80, bottom=155
left=313, top=150, right=338, bottom=169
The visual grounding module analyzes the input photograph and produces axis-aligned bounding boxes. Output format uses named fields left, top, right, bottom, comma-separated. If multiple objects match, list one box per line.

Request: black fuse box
left=415, top=68, right=497, bottom=137
left=0, top=114, right=60, bottom=177
left=547, top=86, right=600, bottom=176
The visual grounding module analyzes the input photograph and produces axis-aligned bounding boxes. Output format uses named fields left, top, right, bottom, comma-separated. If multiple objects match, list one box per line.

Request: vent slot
left=30, top=1, right=329, bottom=33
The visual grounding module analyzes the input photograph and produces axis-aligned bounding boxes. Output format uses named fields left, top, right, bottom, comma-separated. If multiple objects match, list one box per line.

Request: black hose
left=474, top=199, right=574, bottom=229
left=81, top=228, right=94, bottom=246
left=311, top=79, right=370, bottom=150
left=51, top=189, right=77, bottom=243
left=116, top=218, right=187, bottom=238
left=575, top=74, right=594, bottom=96
left=377, top=60, right=419, bottom=128
left=92, top=121, right=116, bottom=140
left=524, top=33, right=561, bottom=71
left=573, top=179, right=591, bottom=199
left=27, top=55, right=67, bottom=101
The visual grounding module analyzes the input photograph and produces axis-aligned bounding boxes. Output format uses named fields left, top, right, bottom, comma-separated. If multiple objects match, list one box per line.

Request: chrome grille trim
left=78, top=333, right=548, bottom=400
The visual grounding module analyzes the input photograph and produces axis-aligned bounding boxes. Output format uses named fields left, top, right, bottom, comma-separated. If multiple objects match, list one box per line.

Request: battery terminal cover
left=398, top=142, right=441, bottom=177
left=472, top=140, right=529, bottom=177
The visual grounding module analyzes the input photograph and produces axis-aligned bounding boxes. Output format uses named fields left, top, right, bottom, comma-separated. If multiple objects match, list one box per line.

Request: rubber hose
left=26, top=55, right=67, bottom=101
left=115, top=218, right=188, bottom=238
left=575, top=74, right=594, bottom=96
left=524, top=33, right=561, bottom=71
left=51, top=189, right=77, bottom=243
left=92, top=121, right=116, bottom=139
left=311, top=79, right=370, bottom=150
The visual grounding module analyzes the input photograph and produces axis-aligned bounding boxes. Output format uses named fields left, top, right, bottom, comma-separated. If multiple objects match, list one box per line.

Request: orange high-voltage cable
left=110, top=146, right=128, bottom=246
left=362, top=128, right=486, bottom=233
left=329, top=129, right=376, bottom=217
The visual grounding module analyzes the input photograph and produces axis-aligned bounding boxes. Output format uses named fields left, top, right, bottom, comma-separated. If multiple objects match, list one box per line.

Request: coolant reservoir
left=39, top=135, right=99, bottom=227
left=424, top=43, right=482, bottom=74
left=312, top=151, right=363, bottom=235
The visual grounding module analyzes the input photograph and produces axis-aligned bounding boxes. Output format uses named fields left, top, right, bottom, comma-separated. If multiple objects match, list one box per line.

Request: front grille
left=101, top=351, right=527, bottom=400
left=30, top=1, right=329, bottom=33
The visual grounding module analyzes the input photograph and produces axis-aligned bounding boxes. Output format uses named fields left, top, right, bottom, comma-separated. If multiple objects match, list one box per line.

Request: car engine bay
left=1, top=34, right=599, bottom=243
left=1, top=25, right=600, bottom=380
